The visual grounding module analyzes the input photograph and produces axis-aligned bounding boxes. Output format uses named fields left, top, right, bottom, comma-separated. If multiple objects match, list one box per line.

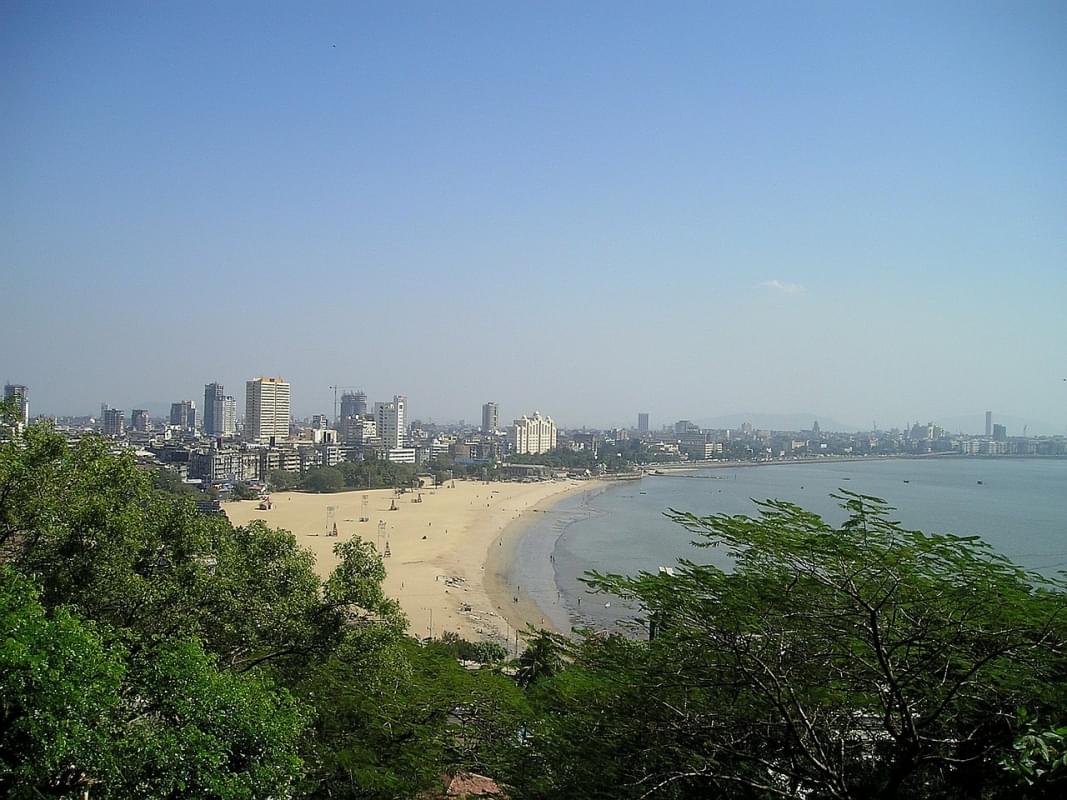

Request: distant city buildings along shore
left=4, top=375, right=1064, bottom=499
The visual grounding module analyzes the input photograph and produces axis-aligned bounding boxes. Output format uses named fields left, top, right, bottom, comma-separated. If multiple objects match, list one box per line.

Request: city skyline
left=3, top=4, right=1064, bottom=431
left=5, top=373, right=1060, bottom=437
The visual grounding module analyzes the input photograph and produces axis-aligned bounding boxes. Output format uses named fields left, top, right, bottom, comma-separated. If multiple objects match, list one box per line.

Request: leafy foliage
left=0, top=566, right=123, bottom=798
left=0, top=567, right=305, bottom=800
left=436, top=630, right=509, bottom=664
left=299, top=631, right=526, bottom=798
left=512, top=492, right=1067, bottom=799
left=273, top=461, right=419, bottom=493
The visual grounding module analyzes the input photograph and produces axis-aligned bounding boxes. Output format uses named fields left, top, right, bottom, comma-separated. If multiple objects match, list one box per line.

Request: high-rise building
left=221, top=396, right=236, bottom=437
left=374, top=395, right=407, bottom=449
left=993, top=423, right=1007, bottom=442
left=3, top=384, right=29, bottom=426
left=510, top=411, right=557, bottom=455
left=985, top=411, right=993, bottom=437
left=311, top=414, right=329, bottom=430
left=131, top=409, right=150, bottom=432
left=170, top=400, right=197, bottom=432
left=103, top=407, right=126, bottom=437
left=482, top=402, right=498, bottom=433
left=637, top=412, right=649, bottom=433
left=340, top=391, right=367, bottom=419
left=245, top=377, right=291, bottom=444
left=204, top=383, right=237, bottom=437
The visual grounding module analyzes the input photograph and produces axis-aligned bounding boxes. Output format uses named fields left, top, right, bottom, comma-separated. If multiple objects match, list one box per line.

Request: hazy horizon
left=3, top=3, right=1065, bottom=432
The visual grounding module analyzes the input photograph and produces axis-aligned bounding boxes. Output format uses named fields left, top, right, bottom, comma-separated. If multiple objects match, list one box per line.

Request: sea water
left=510, top=458, right=1067, bottom=632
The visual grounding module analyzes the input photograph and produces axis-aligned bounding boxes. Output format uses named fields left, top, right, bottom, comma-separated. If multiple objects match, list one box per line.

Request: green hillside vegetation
left=2, top=405, right=1065, bottom=798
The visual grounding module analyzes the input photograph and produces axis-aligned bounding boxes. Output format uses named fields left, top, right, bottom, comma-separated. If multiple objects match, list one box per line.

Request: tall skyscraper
left=204, top=383, right=237, bottom=437
left=510, top=412, right=557, bottom=455
left=131, top=409, right=150, bottom=432
left=482, top=402, right=498, bottom=433
left=3, top=384, right=29, bottom=426
left=245, top=377, right=291, bottom=443
left=102, top=407, right=126, bottom=437
left=637, top=412, right=649, bottom=433
left=374, top=395, right=406, bottom=449
left=985, top=411, right=993, bottom=437
left=170, top=400, right=197, bottom=432
left=203, top=383, right=221, bottom=436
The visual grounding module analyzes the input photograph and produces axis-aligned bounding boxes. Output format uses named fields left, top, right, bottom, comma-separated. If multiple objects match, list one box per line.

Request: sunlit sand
left=225, top=478, right=597, bottom=644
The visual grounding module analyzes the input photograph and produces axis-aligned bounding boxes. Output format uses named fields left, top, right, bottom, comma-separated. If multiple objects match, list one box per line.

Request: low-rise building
left=386, top=447, right=417, bottom=464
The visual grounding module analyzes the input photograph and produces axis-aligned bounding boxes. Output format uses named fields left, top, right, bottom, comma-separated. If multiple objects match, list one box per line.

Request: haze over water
left=511, top=458, right=1067, bottom=631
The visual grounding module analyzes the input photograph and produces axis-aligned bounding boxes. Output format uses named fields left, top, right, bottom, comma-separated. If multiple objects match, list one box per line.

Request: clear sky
left=2, top=1, right=1065, bottom=432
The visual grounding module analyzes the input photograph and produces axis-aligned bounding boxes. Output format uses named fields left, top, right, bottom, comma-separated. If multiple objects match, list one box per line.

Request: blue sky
left=2, top=1, right=1065, bottom=431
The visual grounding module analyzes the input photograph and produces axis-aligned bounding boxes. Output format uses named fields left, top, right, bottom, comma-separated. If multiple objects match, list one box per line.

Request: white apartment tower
left=510, top=411, right=557, bottom=455
left=374, top=395, right=406, bottom=449
left=245, top=377, right=291, bottom=444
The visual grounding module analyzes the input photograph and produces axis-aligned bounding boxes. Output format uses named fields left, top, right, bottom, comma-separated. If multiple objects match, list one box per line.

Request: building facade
left=202, top=383, right=236, bottom=438
left=131, top=409, right=150, bottom=432
left=637, top=412, right=649, bottom=433
left=374, top=395, right=406, bottom=449
left=190, top=446, right=261, bottom=484
left=510, top=411, right=557, bottom=455
left=103, top=407, right=126, bottom=437
left=245, top=377, right=291, bottom=444
left=481, top=402, right=498, bottom=433
left=170, top=400, right=197, bottom=432
left=340, top=391, right=368, bottom=419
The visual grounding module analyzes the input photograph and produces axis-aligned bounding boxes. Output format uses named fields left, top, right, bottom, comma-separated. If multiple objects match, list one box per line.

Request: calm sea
left=509, top=458, right=1067, bottom=632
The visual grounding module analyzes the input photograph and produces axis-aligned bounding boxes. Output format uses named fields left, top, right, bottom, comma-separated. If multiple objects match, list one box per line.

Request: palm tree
left=515, top=630, right=564, bottom=688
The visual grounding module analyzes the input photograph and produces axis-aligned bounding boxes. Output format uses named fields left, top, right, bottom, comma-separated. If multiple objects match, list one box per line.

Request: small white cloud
left=758, top=279, right=806, bottom=295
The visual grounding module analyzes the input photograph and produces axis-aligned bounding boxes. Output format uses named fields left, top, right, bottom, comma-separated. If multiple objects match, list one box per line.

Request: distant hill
left=694, top=413, right=861, bottom=434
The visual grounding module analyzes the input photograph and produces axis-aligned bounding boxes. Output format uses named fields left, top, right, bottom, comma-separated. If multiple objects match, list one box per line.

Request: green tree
left=304, top=466, right=344, bottom=493
left=113, top=638, right=305, bottom=799
left=514, top=492, right=1067, bottom=799
left=301, top=631, right=526, bottom=799
left=0, top=567, right=306, bottom=800
left=0, top=566, right=123, bottom=798
left=514, top=630, right=566, bottom=689
left=229, top=482, right=259, bottom=501
left=270, top=469, right=300, bottom=491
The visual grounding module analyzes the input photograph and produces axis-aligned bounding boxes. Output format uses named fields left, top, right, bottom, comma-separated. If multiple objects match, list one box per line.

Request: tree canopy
left=510, top=492, right=1067, bottom=799
left=3, top=419, right=1065, bottom=799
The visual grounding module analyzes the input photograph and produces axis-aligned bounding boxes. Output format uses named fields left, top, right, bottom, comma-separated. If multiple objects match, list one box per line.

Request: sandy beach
left=225, top=479, right=599, bottom=645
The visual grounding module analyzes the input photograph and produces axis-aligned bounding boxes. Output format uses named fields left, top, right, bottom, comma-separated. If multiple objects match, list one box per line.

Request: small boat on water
left=977, top=480, right=983, bottom=485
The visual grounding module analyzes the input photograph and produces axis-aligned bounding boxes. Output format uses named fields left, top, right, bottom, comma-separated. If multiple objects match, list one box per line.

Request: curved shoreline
left=483, top=481, right=608, bottom=644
